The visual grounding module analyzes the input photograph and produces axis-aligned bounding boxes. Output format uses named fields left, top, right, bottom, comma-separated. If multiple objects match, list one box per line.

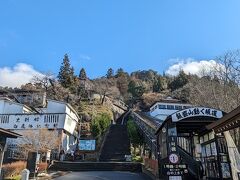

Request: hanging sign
left=172, top=107, right=223, bottom=122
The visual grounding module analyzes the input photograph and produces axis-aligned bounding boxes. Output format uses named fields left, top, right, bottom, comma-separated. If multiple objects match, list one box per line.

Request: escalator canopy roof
left=156, top=107, right=225, bottom=134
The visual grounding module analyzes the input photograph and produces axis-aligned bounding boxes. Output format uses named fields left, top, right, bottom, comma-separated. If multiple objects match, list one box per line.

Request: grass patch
left=4, top=175, right=21, bottom=180
left=2, top=161, right=26, bottom=179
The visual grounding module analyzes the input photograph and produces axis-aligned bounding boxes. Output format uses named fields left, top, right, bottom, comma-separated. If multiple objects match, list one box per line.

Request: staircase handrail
left=177, top=146, right=204, bottom=179
left=99, top=125, right=112, bottom=161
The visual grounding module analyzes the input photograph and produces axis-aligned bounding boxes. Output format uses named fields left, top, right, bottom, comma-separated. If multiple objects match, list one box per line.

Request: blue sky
left=1, top=0, right=240, bottom=84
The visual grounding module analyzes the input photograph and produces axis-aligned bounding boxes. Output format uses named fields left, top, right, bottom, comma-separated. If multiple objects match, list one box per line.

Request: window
left=177, top=136, right=192, bottom=154
left=204, top=134, right=209, bottom=142
left=167, top=105, right=175, bottom=110
left=206, top=144, right=211, bottom=156
left=175, top=105, right=182, bottom=110
left=211, top=142, right=217, bottom=155
left=209, top=132, right=215, bottom=140
left=158, top=104, right=166, bottom=109
left=183, top=106, right=191, bottom=109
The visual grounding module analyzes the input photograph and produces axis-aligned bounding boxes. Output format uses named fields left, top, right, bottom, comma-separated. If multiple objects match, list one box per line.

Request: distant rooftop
left=149, top=97, right=190, bottom=109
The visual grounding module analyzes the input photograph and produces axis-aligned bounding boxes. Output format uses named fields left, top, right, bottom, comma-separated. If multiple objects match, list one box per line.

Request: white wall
left=0, top=114, right=66, bottom=130
left=63, top=115, right=77, bottom=135
left=61, top=131, right=77, bottom=152
left=45, top=100, right=66, bottom=113
left=150, top=102, right=192, bottom=121
left=46, top=100, right=79, bottom=122
left=65, top=106, right=78, bottom=122
left=0, top=101, right=4, bottom=114
left=0, top=100, right=27, bottom=114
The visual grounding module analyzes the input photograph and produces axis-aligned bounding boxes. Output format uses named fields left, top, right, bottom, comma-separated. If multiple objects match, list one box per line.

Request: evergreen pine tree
left=79, top=68, right=87, bottom=80
left=115, top=68, right=125, bottom=77
left=57, top=54, right=76, bottom=88
left=128, top=80, right=145, bottom=98
left=106, top=68, right=114, bottom=78
left=153, top=77, right=164, bottom=92
left=169, top=70, right=188, bottom=91
left=153, top=78, right=160, bottom=92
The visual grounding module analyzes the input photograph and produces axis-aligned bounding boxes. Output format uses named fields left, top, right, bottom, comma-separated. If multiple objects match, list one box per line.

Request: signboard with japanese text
left=168, top=136, right=177, bottom=153
left=79, top=140, right=96, bottom=151
left=0, top=114, right=66, bottom=130
left=172, top=107, right=223, bottom=122
left=162, top=164, right=188, bottom=176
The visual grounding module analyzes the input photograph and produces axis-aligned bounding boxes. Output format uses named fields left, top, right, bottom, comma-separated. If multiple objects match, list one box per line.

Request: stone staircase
left=99, top=124, right=131, bottom=162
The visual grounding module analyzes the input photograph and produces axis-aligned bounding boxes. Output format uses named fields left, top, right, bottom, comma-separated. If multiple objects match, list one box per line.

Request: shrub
left=132, top=156, right=143, bottom=162
left=2, top=161, right=26, bottom=178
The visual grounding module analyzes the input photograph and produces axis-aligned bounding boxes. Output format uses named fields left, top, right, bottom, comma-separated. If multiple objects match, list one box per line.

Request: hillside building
left=149, top=97, right=192, bottom=121
left=0, top=98, right=80, bottom=161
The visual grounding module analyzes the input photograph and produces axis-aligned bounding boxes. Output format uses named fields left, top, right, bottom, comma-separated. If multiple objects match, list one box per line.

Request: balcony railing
left=0, top=113, right=67, bottom=131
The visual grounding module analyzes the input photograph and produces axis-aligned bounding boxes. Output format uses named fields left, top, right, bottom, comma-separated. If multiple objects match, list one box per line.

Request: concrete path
left=54, top=171, right=152, bottom=180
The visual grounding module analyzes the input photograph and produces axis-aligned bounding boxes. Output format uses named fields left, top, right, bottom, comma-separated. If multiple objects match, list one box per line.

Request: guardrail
left=130, top=111, right=158, bottom=157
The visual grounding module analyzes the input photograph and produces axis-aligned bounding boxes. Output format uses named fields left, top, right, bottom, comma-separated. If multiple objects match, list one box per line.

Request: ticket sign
left=163, top=164, right=188, bottom=176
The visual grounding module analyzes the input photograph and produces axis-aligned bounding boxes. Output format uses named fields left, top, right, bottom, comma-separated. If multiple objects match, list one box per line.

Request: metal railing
left=131, top=111, right=158, bottom=157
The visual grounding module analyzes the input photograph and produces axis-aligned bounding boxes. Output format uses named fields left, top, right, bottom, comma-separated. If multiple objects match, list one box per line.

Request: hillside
left=2, top=51, right=240, bottom=114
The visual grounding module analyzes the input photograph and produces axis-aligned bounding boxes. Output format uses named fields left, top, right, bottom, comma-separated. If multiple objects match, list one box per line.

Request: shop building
left=155, top=106, right=235, bottom=180
left=0, top=98, right=80, bottom=161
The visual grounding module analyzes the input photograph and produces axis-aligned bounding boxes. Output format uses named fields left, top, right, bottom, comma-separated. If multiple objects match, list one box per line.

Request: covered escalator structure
left=155, top=107, right=234, bottom=180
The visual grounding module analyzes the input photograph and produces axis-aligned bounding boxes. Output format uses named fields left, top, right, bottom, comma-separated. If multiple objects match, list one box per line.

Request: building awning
left=0, top=128, right=21, bottom=138
left=206, top=106, right=240, bottom=133
left=155, top=107, right=225, bottom=135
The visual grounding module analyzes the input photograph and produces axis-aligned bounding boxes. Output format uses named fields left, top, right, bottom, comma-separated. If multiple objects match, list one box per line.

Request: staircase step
left=99, top=123, right=131, bottom=162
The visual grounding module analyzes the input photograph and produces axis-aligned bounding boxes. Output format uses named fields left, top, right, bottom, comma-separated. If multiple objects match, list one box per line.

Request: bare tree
left=32, top=72, right=54, bottom=92
left=94, top=78, right=120, bottom=104
left=174, top=50, right=240, bottom=113
left=17, top=129, right=61, bottom=154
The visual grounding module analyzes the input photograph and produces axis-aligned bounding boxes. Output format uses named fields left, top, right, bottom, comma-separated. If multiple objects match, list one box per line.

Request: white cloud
left=166, top=59, right=219, bottom=76
left=79, top=54, right=91, bottom=60
left=0, top=63, right=43, bottom=88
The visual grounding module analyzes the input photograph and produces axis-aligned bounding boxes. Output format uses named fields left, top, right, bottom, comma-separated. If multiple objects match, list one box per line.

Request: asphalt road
left=54, top=171, right=152, bottom=180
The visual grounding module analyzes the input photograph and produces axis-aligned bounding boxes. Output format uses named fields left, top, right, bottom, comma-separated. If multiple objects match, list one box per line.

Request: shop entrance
left=156, top=107, right=232, bottom=180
